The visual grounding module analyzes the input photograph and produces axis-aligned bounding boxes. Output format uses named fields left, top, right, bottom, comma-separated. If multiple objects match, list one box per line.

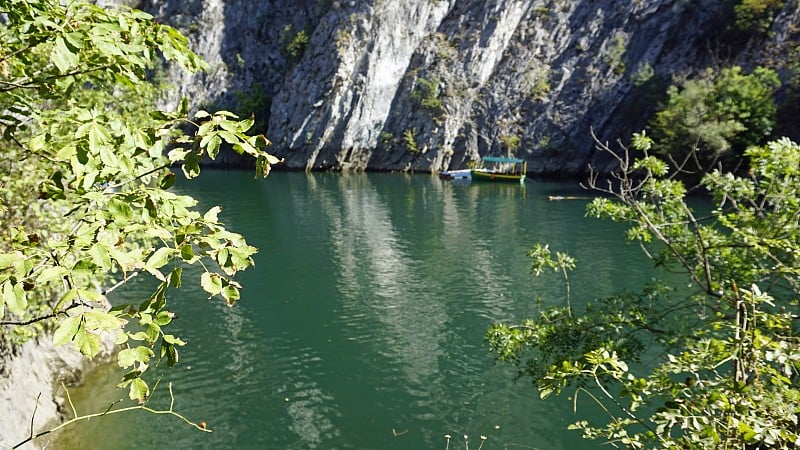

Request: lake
left=54, top=170, right=656, bottom=449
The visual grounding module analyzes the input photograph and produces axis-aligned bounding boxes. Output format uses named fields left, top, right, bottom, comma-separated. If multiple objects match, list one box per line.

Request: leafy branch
left=11, top=382, right=208, bottom=449
left=491, top=133, right=800, bottom=447
left=0, top=2, right=281, bottom=440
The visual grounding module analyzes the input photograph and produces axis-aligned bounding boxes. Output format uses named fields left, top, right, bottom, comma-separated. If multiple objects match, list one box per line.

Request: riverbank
left=0, top=333, right=117, bottom=449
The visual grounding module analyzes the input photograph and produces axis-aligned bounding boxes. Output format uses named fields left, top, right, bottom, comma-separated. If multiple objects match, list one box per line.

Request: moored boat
left=470, top=156, right=526, bottom=183
left=439, top=169, right=472, bottom=180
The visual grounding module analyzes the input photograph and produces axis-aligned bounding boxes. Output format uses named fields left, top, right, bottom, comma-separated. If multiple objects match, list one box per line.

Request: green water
left=54, top=171, right=655, bottom=449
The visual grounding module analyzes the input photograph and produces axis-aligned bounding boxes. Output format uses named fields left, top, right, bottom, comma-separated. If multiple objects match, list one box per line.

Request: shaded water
left=55, top=171, right=655, bottom=449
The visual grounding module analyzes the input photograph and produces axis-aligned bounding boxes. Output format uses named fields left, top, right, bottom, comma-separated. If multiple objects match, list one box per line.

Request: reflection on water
left=55, top=172, right=656, bottom=449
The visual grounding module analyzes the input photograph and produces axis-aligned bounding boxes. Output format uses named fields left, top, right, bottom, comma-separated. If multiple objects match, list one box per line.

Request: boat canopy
left=482, top=156, right=525, bottom=164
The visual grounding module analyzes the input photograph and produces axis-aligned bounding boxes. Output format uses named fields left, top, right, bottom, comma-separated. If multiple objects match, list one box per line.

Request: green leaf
left=217, top=247, right=232, bottom=271
left=212, top=110, right=239, bottom=118
left=169, top=267, right=183, bottom=288
left=29, top=134, right=47, bottom=153
left=204, top=206, right=221, bottom=223
left=98, top=145, right=119, bottom=168
left=145, top=323, right=160, bottom=344
left=108, top=197, right=134, bottom=224
left=90, top=243, right=113, bottom=268
left=84, top=310, right=126, bottom=331
left=221, top=284, right=240, bottom=304
left=129, top=377, right=150, bottom=403
left=54, top=289, right=78, bottom=314
left=36, top=266, right=69, bottom=284
left=207, top=134, right=221, bottom=159
left=1, top=282, right=12, bottom=315
left=77, top=289, right=107, bottom=305
left=162, top=334, right=186, bottom=346
left=88, top=122, right=112, bottom=148
left=200, top=272, right=223, bottom=296
left=149, top=110, right=171, bottom=121
left=51, top=36, right=79, bottom=73
left=145, top=247, right=174, bottom=271
left=239, top=116, right=255, bottom=133
left=118, top=346, right=155, bottom=368
left=0, top=252, right=23, bottom=270
left=738, top=421, right=757, bottom=442
left=179, top=244, right=195, bottom=261
left=127, top=331, right=149, bottom=341
left=2, top=281, right=26, bottom=315
left=115, top=330, right=129, bottom=345
left=218, top=130, right=238, bottom=145
left=178, top=97, right=189, bottom=116
left=159, top=171, right=176, bottom=189
left=75, top=328, right=102, bottom=357
left=165, top=343, right=179, bottom=367
left=63, top=32, right=85, bottom=51
left=53, top=315, right=82, bottom=346
left=154, top=310, right=174, bottom=326
left=265, top=152, right=283, bottom=166
left=182, top=152, right=201, bottom=179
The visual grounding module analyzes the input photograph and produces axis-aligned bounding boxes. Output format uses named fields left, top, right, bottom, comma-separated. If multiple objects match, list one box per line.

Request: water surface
left=56, top=171, right=655, bottom=449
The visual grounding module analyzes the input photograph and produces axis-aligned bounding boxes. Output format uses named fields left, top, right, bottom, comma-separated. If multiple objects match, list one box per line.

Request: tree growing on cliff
left=648, top=66, right=779, bottom=178
left=734, top=0, right=784, bottom=33
left=0, top=0, right=278, bottom=440
left=488, top=132, right=800, bottom=448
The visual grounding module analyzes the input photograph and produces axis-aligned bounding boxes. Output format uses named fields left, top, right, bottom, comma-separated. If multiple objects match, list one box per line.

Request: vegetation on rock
left=647, top=66, right=780, bottom=178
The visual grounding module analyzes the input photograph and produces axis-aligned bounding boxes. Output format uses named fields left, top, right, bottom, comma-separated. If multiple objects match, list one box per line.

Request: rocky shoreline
left=0, top=335, right=117, bottom=449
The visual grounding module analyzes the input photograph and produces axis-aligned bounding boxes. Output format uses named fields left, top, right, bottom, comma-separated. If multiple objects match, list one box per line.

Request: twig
left=29, top=393, right=41, bottom=441
left=102, top=271, right=140, bottom=295
left=590, top=372, right=666, bottom=446
left=108, top=163, right=172, bottom=190
left=11, top=383, right=209, bottom=449
left=62, top=382, right=77, bottom=418
left=1, top=312, right=59, bottom=326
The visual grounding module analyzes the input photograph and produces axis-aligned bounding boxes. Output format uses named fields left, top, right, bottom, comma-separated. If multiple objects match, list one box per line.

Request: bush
left=411, top=76, right=443, bottom=113
left=648, top=66, right=779, bottom=176
left=734, top=0, right=784, bottom=33
left=281, top=25, right=310, bottom=63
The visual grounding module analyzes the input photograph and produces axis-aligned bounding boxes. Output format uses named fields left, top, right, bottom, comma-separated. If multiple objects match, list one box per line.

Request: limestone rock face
left=0, top=334, right=117, bottom=449
left=144, top=0, right=800, bottom=175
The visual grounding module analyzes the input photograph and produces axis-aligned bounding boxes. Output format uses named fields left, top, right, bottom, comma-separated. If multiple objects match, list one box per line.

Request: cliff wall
left=143, top=0, right=800, bottom=176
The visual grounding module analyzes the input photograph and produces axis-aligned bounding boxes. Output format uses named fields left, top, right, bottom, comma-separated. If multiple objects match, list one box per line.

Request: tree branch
left=11, top=382, right=209, bottom=449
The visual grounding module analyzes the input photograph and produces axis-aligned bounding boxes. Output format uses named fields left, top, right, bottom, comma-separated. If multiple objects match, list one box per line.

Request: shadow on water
left=52, top=171, right=657, bottom=450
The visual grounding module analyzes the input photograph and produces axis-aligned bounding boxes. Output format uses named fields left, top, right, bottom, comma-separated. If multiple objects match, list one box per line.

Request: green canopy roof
left=482, top=156, right=525, bottom=163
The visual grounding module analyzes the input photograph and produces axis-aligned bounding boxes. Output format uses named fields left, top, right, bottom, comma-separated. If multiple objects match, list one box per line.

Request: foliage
left=281, top=25, right=310, bottom=63
left=0, top=0, right=279, bottom=412
left=411, top=76, right=443, bottom=113
left=499, top=133, right=521, bottom=153
left=527, top=66, right=551, bottom=102
left=536, top=135, right=552, bottom=151
left=232, top=82, right=272, bottom=135
left=403, top=128, right=419, bottom=153
left=606, top=32, right=627, bottom=76
left=488, top=132, right=800, bottom=448
left=630, top=62, right=654, bottom=87
left=527, top=243, right=575, bottom=315
left=734, top=0, right=784, bottom=33
left=648, top=66, right=779, bottom=177
left=379, top=130, right=394, bottom=145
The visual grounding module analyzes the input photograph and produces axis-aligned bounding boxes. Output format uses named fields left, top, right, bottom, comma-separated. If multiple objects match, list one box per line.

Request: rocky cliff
left=0, top=334, right=117, bottom=449
left=142, top=0, right=800, bottom=176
